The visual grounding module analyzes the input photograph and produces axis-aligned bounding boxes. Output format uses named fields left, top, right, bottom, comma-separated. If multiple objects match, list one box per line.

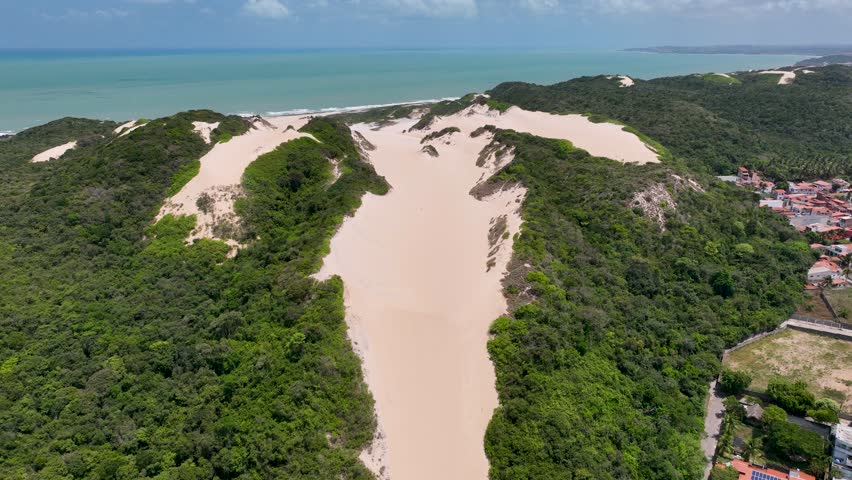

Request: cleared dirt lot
left=724, top=328, right=852, bottom=412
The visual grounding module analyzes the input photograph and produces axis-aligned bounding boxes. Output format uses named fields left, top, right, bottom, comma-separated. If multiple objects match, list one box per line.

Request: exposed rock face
left=631, top=175, right=704, bottom=231
left=631, top=183, right=676, bottom=231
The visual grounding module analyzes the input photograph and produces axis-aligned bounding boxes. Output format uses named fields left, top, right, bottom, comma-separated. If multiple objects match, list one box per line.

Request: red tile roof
left=723, top=459, right=816, bottom=480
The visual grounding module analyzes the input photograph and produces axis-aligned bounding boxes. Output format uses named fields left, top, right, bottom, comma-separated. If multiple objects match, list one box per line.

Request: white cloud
left=366, top=0, right=479, bottom=17
left=518, top=0, right=562, bottom=12
left=243, top=0, right=291, bottom=18
left=582, top=0, right=852, bottom=13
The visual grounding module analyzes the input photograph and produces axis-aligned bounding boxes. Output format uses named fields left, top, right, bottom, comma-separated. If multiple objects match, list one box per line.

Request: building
left=807, top=258, right=843, bottom=284
left=814, top=180, right=834, bottom=192
left=826, top=244, right=852, bottom=257
left=833, top=424, right=852, bottom=479
left=790, top=182, right=818, bottom=195
left=717, top=459, right=815, bottom=480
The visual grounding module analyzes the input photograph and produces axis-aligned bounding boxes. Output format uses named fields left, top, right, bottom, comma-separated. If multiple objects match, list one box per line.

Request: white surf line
left=156, top=116, right=315, bottom=252
left=31, top=141, right=77, bottom=163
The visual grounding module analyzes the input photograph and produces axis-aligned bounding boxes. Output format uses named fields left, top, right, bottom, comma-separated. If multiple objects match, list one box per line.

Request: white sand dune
left=450, top=104, right=658, bottom=164
left=607, top=75, right=635, bottom=87
left=157, top=116, right=314, bottom=249
left=31, top=141, right=77, bottom=163
left=113, top=120, right=136, bottom=134
left=316, top=104, right=654, bottom=480
left=192, top=121, right=220, bottom=144
left=113, top=120, right=145, bottom=137
left=759, top=70, right=796, bottom=85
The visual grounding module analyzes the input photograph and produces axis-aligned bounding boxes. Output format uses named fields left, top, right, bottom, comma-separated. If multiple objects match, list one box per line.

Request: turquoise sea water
left=0, top=49, right=807, bottom=133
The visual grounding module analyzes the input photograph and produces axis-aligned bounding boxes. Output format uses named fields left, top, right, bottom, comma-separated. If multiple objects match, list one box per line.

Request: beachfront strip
left=724, top=168, right=852, bottom=288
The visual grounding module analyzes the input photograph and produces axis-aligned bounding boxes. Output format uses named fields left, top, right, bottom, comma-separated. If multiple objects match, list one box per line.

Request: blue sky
left=2, top=0, right=851, bottom=49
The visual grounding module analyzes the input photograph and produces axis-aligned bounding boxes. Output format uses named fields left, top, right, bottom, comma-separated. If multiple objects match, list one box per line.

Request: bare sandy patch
left=607, top=75, right=635, bottom=87
left=192, top=121, right=220, bottom=144
left=113, top=120, right=137, bottom=135
left=724, top=328, right=852, bottom=411
left=759, top=70, right=796, bottom=85
left=31, top=141, right=77, bottom=163
left=156, top=116, right=315, bottom=250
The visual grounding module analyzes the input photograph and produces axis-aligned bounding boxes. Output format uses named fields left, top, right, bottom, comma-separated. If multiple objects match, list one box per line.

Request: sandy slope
left=317, top=118, right=523, bottom=480
left=448, top=104, right=658, bottom=164
left=157, top=116, right=314, bottom=249
left=759, top=70, right=796, bottom=85
left=607, top=75, right=635, bottom=87
left=192, top=121, right=220, bottom=144
left=31, top=141, right=77, bottom=163
left=316, top=105, right=655, bottom=480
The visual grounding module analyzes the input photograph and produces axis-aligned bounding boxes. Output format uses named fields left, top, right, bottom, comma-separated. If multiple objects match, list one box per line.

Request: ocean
left=0, top=48, right=807, bottom=133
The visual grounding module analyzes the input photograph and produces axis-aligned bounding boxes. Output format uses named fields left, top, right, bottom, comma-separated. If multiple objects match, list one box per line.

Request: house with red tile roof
left=814, top=180, right=833, bottom=192
left=716, top=459, right=815, bottom=480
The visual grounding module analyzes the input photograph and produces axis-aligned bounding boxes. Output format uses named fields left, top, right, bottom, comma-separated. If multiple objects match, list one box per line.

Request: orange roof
left=726, top=459, right=816, bottom=480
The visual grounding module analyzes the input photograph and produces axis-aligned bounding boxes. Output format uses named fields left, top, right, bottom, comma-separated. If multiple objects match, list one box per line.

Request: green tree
left=767, top=379, right=816, bottom=416
left=720, top=369, right=752, bottom=395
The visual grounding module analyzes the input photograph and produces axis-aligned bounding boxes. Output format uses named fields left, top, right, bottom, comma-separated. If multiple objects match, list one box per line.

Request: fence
left=790, top=313, right=852, bottom=331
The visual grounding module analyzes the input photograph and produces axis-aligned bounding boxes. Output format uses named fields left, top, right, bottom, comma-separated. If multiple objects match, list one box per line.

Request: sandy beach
left=316, top=104, right=655, bottom=480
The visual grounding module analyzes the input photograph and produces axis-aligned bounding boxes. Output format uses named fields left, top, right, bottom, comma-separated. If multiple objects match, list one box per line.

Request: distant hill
left=795, top=54, right=852, bottom=67
left=628, top=45, right=852, bottom=55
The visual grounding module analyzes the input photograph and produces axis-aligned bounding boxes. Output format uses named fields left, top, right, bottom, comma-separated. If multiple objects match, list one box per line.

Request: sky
left=1, top=0, right=851, bottom=50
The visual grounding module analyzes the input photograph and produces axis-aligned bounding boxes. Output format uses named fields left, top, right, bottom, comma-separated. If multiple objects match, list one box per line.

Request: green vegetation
left=0, top=111, right=386, bottom=478
left=715, top=396, right=829, bottom=476
left=166, top=160, right=201, bottom=196
left=720, top=369, right=752, bottom=395
left=489, top=65, right=852, bottom=180
left=420, top=126, right=460, bottom=144
left=482, top=130, right=809, bottom=479
left=767, top=379, right=816, bottom=416
left=699, top=74, right=742, bottom=85
left=709, top=465, right=739, bottom=480
left=762, top=411, right=829, bottom=474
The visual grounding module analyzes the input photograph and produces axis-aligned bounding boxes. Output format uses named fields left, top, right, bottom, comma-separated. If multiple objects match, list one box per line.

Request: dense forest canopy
left=479, top=132, right=810, bottom=479
left=0, top=112, right=386, bottom=479
left=488, top=65, right=852, bottom=181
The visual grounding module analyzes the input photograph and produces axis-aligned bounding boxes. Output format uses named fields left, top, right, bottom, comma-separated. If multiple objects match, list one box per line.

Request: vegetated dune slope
left=157, top=116, right=315, bottom=250
left=316, top=104, right=657, bottom=480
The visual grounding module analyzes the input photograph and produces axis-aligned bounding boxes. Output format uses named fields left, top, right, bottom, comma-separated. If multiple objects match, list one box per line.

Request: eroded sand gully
left=316, top=104, right=657, bottom=480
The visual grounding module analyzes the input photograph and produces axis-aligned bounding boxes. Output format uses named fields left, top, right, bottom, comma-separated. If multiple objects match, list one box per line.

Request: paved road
left=701, top=380, right=726, bottom=480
